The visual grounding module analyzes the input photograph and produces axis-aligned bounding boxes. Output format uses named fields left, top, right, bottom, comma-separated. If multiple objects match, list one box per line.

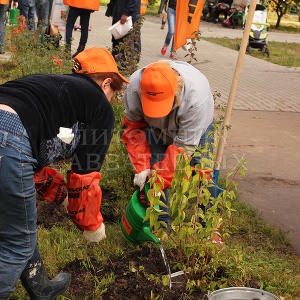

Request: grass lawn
left=267, top=12, right=300, bottom=33
left=203, top=37, right=300, bottom=67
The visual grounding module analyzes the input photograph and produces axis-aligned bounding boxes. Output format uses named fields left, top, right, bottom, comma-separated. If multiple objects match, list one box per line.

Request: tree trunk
left=276, top=13, right=282, bottom=28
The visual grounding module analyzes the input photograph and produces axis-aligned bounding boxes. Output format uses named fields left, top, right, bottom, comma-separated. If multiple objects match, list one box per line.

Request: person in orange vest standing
left=63, top=0, right=100, bottom=58
left=0, top=0, right=9, bottom=54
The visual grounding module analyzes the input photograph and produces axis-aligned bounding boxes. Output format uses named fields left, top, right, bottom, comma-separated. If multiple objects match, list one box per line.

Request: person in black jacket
left=0, top=47, right=128, bottom=299
left=105, top=0, right=141, bottom=75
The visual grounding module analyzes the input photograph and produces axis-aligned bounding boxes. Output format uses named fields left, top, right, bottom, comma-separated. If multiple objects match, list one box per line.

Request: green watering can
left=120, top=183, right=160, bottom=245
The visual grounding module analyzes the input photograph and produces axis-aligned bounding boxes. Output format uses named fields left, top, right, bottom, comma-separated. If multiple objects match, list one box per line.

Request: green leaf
left=182, top=179, right=190, bottom=194
left=225, top=200, right=231, bottom=210
left=150, top=212, right=157, bottom=228
left=144, top=207, right=150, bottom=222
left=158, top=200, right=168, bottom=209
left=159, top=221, right=168, bottom=229
left=162, top=275, right=169, bottom=287
left=154, top=183, right=162, bottom=194
left=147, top=189, right=154, bottom=202
left=180, top=195, right=188, bottom=210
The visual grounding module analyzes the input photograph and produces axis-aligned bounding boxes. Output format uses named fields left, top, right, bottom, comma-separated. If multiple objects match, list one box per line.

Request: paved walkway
left=75, top=8, right=300, bottom=253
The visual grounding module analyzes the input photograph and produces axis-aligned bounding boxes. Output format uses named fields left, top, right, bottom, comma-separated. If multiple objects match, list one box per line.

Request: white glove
left=83, top=223, right=106, bottom=243
left=57, top=127, right=74, bottom=144
left=133, top=169, right=151, bottom=190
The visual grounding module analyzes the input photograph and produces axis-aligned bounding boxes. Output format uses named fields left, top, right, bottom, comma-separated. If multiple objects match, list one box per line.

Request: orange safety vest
left=0, top=0, right=9, bottom=4
left=140, top=0, right=148, bottom=15
left=63, top=0, right=100, bottom=11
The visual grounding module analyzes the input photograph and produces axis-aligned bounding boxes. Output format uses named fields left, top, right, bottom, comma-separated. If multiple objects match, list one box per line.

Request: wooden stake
left=214, top=0, right=257, bottom=172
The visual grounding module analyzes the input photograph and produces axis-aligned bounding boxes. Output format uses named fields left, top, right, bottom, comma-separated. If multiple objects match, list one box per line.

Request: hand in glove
left=133, top=169, right=150, bottom=190
left=34, top=167, right=67, bottom=205
left=66, top=171, right=103, bottom=231
left=83, top=223, right=106, bottom=243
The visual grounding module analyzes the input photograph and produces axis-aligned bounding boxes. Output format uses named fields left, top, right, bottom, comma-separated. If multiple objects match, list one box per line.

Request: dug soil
left=63, top=245, right=206, bottom=300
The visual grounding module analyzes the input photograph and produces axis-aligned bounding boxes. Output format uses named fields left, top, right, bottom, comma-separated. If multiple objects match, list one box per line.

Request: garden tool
left=120, top=183, right=160, bottom=245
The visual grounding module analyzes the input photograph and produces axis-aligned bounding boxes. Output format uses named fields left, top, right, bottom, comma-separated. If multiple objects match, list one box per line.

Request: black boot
left=21, top=248, right=70, bottom=300
left=72, top=43, right=85, bottom=58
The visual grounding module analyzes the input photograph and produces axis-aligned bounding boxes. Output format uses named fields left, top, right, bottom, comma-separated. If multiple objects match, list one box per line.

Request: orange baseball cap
left=74, top=47, right=129, bottom=83
left=140, top=62, right=178, bottom=118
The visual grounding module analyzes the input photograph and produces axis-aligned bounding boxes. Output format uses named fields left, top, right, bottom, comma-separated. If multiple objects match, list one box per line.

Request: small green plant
left=145, top=123, right=246, bottom=292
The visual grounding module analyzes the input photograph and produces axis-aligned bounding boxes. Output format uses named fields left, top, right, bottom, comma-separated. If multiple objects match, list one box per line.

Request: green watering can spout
left=120, top=183, right=160, bottom=245
left=141, top=225, right=160, bottom=245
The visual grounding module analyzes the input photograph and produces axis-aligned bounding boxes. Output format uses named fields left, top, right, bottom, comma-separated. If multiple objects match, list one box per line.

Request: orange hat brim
left=141, top=93, right=174, bottom=118
left=116, top=72, right=129, bottom=84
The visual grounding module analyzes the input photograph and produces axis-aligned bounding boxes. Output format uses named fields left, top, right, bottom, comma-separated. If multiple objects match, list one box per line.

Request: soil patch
left=100, top=188, right=120, bottom=224
left=37, top=188, right=118, bottom=229
left=36, top=195, right=70, bottom=229
left=63, top=245, right=205, bottom=300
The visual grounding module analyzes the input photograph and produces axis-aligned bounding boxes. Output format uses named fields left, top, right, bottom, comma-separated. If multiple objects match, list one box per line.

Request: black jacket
left=105, top=0, right=140, bottom=24
left=169, top=0, right=177, bottom=10
left=0, top=74, right=115, bottom=173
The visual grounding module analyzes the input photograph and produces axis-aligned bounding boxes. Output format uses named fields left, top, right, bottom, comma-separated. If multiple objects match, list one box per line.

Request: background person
left=64, top=0, right=100, bottom=57
left=158, top=0, right=168, bottom=29
left=22, top=0, right=36, bottom=30
left=160, top=0, right=176, bottom=59
left=0, top=47, right=128, bottom=299
left=105, top=0, right=141, bottom=74
left=35, top=0, right=53, bottom=37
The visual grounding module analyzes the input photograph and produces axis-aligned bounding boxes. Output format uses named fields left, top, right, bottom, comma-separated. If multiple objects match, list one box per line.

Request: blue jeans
left=164, top=7, right=176, bottom=53
left=22, top=0, right=36, bottom=30
left=0, top=4, right=7, bottom=51
left=0, top=111, right=37, bottom=297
